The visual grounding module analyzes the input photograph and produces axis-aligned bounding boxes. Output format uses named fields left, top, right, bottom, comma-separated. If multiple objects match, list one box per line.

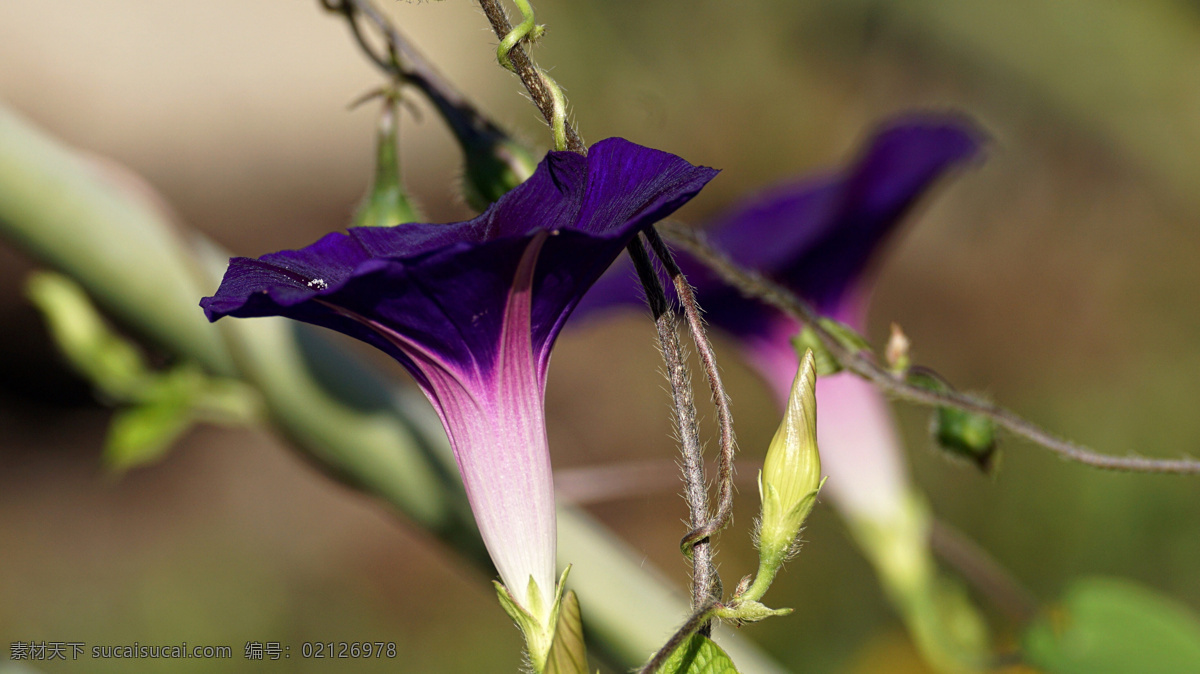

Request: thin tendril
left=492, top=0, right=568, bottom=151
left=496, top=0, right=538, bottom=72
left=479, top=0, right=584, bottom=153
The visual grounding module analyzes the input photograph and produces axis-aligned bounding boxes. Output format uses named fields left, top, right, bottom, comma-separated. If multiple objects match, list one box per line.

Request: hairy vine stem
left=659, top=220, right=1200, bottom=475
left=627, top=236, right=718, bottom=622
left=643, top=230, right=738, bottom=557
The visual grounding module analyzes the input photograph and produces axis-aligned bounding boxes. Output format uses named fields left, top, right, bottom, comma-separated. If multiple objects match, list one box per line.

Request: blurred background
left=2, top=0, right=1200, bottom=671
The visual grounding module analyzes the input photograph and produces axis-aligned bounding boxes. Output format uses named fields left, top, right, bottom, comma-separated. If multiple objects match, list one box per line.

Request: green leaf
left=28, top=271, right=259, bottom=471
left=544, top=590, right=589, bottom=674
left=906, top=370, right=997, bottom=471
left=656, top=634, right=740, bottom=674
left=26, top=270, right=151, bottom=400
left=1024, top=577, right=1200, bottom=674
left=104, top=397, right=194, bottom=471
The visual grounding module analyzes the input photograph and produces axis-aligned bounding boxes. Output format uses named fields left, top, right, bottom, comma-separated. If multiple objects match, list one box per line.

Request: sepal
left=495, top=566, right=572, bottom=672
left=543, top=590, right=589, bottom=674
left=713, top=598, right=793, bottom=626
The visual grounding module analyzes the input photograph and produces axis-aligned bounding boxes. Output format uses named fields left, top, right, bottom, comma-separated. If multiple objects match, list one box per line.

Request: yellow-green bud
left=758, top=348, right=823, bottom=559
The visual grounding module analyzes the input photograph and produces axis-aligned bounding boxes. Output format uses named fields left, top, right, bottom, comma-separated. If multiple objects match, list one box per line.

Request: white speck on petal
left=307, top=278, right=327, bottom=290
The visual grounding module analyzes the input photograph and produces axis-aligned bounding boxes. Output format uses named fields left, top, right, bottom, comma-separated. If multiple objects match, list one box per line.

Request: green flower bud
left=907, top=369, right=998, bottom=472
left=404, top=68, right=539, bottom=210
left=758, top=348, right=823, bottom=562
left=353, top=93, right=421, bottom=228
left=718, top=350, right=823, bottom=617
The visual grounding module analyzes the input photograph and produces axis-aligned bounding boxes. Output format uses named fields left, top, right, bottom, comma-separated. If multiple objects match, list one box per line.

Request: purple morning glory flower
left=575, top=115, right=984, bottom=521
left=201, top=138, right=717, bottom=614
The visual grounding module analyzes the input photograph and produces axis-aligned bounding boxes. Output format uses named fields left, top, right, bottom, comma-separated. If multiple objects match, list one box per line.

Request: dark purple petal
left=573, top=114, right=984, bottom=337
left=714, top=114, right=984, bottom=315
left=200, top=137, right=717, bottom=386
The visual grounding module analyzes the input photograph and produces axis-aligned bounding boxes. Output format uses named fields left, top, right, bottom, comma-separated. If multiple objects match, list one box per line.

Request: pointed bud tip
left=794, top=347, right=817, bottom=401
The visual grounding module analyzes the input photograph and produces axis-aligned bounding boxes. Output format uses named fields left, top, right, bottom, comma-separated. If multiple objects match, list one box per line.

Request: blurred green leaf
left=27, top=270, right=261, bottom=471
left=101, top=364, right=262, bottom=471
left=1024, top=576, right=1200, bottom=674
left=793, top=327, right=841, bottom=377
left=544, top=590, right=589, bottom=674
left=817, top=317, right=872, bottom=353
left=105, top=396, right=194, bottom=470
left=656, top=633, right=740, bottom=674
left=26, top=270, right=151, bottom=400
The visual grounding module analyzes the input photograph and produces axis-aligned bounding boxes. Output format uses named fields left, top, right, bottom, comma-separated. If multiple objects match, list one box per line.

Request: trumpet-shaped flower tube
left=201, top=138, right=717, bottom=620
